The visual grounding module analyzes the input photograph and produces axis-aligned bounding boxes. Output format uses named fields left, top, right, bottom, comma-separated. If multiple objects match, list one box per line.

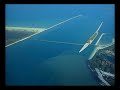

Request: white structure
left=95, top=68, right=111, bottom=86
left=79, top=22, right=103, bottom=53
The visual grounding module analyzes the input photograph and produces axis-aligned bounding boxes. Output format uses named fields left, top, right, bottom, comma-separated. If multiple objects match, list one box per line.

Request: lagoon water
left=5, top=4, right=114, bottom=85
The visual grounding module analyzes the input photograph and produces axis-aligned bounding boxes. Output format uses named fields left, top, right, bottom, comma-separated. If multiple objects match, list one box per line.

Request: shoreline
left=6, top=26, right=46, bottom=32
left=5, top=27, right=46, bottom=47
left=5, top=15, right=83, bottom=48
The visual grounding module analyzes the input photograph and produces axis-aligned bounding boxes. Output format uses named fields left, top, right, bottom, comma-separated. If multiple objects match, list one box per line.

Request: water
left=5, top=4, right=114, bottom=85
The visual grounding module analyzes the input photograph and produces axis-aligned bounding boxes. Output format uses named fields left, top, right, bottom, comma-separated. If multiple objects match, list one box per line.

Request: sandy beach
left=6, top=26, right=46, bottom=33
left=5, top=26, right=46, bottom=47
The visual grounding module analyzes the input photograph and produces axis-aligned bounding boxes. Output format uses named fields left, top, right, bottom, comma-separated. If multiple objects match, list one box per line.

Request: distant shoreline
left=6, top=26, right=46, bottom=47
left=5, top=15, right=83, bottom=47
left=6, top=26, right=46, bottom=32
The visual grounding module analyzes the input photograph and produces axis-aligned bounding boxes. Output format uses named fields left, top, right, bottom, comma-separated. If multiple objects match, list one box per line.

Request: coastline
left=6, top=26, right=46, bottom=32
left=5, top=15, right=83, bottom=48
left=6, top=27, right=46, bottom=47
left=87, top=44, right=115, bottom=86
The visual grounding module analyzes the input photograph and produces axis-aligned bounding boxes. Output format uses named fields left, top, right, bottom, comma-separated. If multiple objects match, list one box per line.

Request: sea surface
left=5, top=4, right=114, bottom=85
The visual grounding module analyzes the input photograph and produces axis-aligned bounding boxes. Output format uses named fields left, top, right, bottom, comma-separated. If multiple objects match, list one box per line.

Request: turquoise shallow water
left=5, top=4, right=114, bottom=85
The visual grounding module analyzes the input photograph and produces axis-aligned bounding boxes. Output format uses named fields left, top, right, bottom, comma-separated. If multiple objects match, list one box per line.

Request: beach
left=6, top=26, right=46, bottom=47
